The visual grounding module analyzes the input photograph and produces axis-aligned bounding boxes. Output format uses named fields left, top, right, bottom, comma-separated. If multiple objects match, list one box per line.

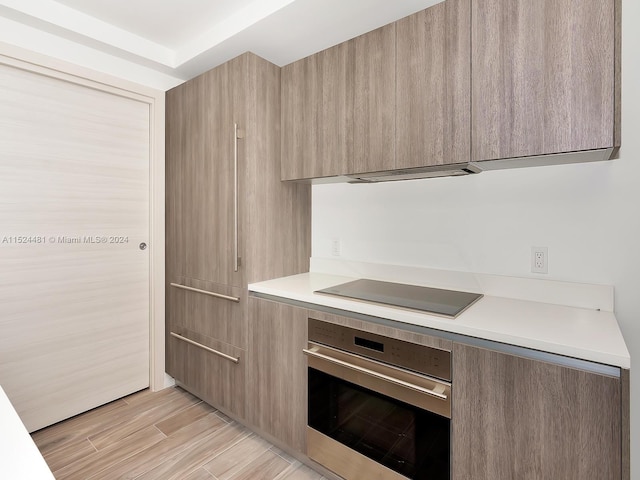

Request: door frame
left=0, top=41, right=167, bottom=392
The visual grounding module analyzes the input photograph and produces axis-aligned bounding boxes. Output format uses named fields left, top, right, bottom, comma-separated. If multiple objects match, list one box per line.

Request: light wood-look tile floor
left=31, top=386, right=328, bottom=480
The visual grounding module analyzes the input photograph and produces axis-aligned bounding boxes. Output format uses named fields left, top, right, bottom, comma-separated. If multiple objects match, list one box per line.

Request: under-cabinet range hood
left=346, top=162, right=482, bottom=183
left=300, top=148, right=615, bottom=185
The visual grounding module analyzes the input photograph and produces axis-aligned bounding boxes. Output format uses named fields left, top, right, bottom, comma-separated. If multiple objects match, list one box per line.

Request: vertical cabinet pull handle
left=234, top=123, right=240, bottom=273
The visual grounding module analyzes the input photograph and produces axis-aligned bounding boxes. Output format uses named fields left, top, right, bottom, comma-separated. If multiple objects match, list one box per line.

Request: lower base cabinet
left=452, top=343, right=622, bottom=480
left=246, top=298, right=309, bottom=453
left=241, top=299, right=629, bottom=480
left=168, top=329, right=246, bottom=420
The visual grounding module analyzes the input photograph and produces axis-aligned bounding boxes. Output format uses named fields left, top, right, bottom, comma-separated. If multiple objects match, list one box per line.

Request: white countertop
left=249, top=272, right=630, bottom=369
left=0, top=386, right=55, bottom=480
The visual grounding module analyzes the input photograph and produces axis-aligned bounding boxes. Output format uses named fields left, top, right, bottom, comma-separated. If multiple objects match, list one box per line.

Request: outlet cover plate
left=531, top=246, right=548, bottom=274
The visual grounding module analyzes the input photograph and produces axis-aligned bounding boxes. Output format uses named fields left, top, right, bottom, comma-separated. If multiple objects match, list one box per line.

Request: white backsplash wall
left=314, top=161, right=624, bottom=282
left=313, top=0, right=640, bottom=474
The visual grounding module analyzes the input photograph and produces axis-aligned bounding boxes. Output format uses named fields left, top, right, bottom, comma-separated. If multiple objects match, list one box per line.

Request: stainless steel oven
left=304, top=319, right=451, bottom=480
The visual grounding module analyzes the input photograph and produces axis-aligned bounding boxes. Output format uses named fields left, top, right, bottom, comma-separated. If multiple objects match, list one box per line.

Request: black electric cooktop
left=315, top=279, right=483, bottom=318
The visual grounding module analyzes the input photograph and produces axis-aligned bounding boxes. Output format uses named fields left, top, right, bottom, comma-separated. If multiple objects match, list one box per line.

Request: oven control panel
left=308, top=318, right=451, bottom=381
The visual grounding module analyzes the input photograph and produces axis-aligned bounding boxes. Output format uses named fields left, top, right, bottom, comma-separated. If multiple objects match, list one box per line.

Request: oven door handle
left=303, top=347, right=448, bottom=401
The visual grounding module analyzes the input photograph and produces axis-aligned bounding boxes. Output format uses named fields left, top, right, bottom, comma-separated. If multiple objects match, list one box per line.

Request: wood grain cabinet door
left=166, top=76, right=200, bottom=283
left=452, top=343, right=621, bottom=480
left=166, top=63, right=244, bottom=288
left=169, top=278, right=245, bottom=348
left=247, top=298, right=308, bottom=453
left=281, top=41, right=355, bottom=180
left=352, top=23, right=396, bottom=175
left=395, top=0, right=471, bottom=169
left=471, top=0, right=619, bottom=161
left=167, top=328, right=245, bottom=419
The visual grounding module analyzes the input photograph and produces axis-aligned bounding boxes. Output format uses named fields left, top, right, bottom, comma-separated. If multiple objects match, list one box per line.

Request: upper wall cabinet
left=281, top=0, right=620, bottom=182
left=471, top=0, right=621, bottom=162
left=281, top=0, right=472, bottom=181
left=396, top=0, right=471, bottom=169
left=281, top=41, right=355, bottom=181
left=353, top=23, right=396, bottom=175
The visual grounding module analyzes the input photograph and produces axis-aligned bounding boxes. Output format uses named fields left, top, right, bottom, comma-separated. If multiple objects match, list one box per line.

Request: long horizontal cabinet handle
left=170, top=283, right=240, bottom=303
left=303, top=347, right=447, bottom=401
left=170, top=332, right=240, bottom=364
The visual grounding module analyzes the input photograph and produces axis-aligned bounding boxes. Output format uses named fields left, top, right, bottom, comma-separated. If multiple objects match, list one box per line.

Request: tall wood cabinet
left=452, top=343, right=622, bottom=479
left=471, top=0, right=621, bottom=162
left=165, top=53, right=311, bottom=419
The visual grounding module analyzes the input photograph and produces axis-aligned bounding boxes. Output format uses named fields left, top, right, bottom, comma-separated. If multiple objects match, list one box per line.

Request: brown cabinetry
left=471, top=0, right=620, bottom=162
left=396, top=0, right=471, bottom=169
left=281, top=41, right=355, bottom=180
left=247, top=297, right=309, bottom=452
left=165, top=52, right=311, bottom=419
left=353, top=23, right=396, bottom=175
left=281, top=0, right=620, bottom=181
left=166, top=63, right=243, bottom=288
left=169, top=279, right=244, bottom=348
left=244, top=295, right=628, bottom=479
left=452, top=343, right=622, bottom=479
left=281, top=1, right=471, bottom=181
left=169, top=328, right=246, bottom=419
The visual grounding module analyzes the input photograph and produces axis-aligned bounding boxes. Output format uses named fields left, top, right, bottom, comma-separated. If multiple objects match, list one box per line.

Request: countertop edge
left=249, top=274, right=631, bottom=370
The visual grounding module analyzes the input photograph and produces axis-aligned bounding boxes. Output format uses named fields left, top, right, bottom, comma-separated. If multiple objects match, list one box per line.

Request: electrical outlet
left=531, top=247, right=548, bottom=274
left=331, top=238, right=341, bottom=257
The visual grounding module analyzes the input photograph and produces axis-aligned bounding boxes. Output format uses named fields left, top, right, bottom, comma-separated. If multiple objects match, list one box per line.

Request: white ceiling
left=0, top=0, right=442, bottom=82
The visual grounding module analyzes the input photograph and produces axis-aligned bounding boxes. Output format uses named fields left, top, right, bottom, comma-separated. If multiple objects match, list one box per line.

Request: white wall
left=313, top=0, right=640, bottom=475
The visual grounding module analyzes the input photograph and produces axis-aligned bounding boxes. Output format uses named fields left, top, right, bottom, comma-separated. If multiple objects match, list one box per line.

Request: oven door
left=304, top=342, right=451, bottom=480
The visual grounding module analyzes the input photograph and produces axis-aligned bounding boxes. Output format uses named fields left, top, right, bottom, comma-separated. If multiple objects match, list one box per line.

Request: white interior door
left=0, top=62, right=150, bottom=432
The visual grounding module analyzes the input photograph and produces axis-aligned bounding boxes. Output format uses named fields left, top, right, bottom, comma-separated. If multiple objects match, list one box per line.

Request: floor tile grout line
left=45, top=398, right=161, bottom=455
left=38, top=388, right=331, bottom=480
left=86, top=436, right=99, bottom=453
left=271, top=450, right=295, bottom=465
left=83, top=430, right=169, bottom=480
left=127, top=422, right=251, bottom=480
left=203, top=427, right=254, bottom=462
left=192, top=428, right=259, bottom=479
left=172, top=420, right=245, bottom=480
left=271, top=461, right=300, bottom=480
left=152, top=424, right=168, bottom=439
left=32, top=401, right=132, bottom=456
left=213, top=411, right=232, bottom=424
left=86, top=392, right=202, bottom=450
left=204, top=464, right=221, bottom=480
left=59, top=426, right=168, bottom=480
left=151, top=398, right=207, bottom=433
left=223, top=442, right=291, bottom=480
left=202, top=464, right=218, bottom=479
